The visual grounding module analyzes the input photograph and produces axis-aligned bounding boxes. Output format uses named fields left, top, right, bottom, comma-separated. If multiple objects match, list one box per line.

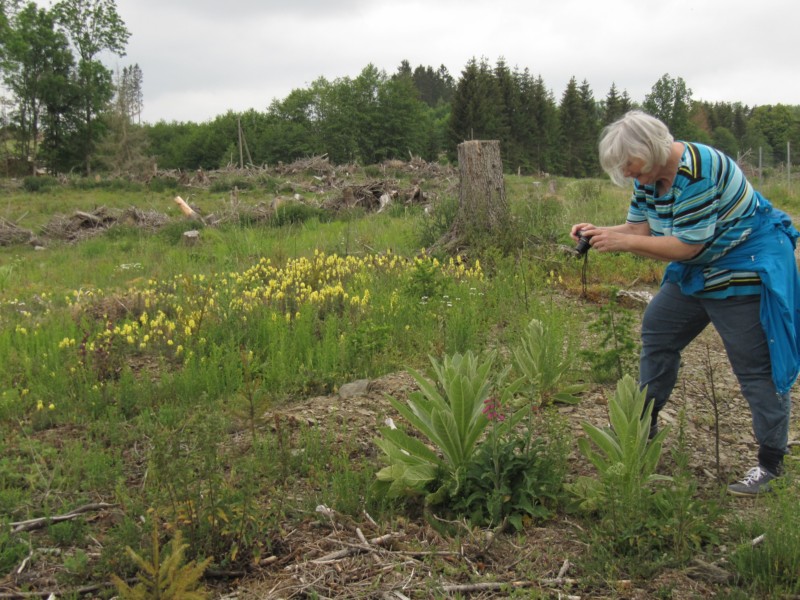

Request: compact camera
left=575, top=232, right=592, bottom=256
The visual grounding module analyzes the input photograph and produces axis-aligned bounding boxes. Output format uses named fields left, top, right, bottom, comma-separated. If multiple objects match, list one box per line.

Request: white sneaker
left=727, top=465, right=776, bottom=497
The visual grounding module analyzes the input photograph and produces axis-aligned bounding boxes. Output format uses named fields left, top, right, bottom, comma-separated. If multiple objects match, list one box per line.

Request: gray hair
left=599, top=110, right=674, bottom=186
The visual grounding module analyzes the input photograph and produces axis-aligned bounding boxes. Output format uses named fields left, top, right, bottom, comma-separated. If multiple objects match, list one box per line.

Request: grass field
left=1, top=168, right=798, bottom=599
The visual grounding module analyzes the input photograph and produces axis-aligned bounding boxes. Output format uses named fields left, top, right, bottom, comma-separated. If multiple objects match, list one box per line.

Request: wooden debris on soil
left=173, top=195, right=200, bottom=219
left=274, top=154, right=337, bottom=176
left=34, top=206, right=171, bottom=244
left=0, top=216, right=34, bottom=246
left=7, top=502, right=117, bottom=534
left=119, top=207, right=171, bottom=231
left=1, top=158, right=458, bottom=248
left=324, top=180, right=431, bottom=212
left=235, top=503, right=587, bottom=600
left=41, top=206, right=118, bottom=242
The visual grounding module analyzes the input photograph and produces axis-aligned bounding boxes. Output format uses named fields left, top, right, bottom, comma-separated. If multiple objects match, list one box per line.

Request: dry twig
left=8, top=502, right=116, bottom=534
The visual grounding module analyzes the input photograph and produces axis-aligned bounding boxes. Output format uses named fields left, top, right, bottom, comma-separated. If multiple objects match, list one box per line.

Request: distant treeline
left=142, top=59, right=800, bottom=177
left=1, top=0, right=799, bottom=177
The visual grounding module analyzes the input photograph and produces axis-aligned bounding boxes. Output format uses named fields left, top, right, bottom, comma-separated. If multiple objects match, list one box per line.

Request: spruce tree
left=493, top=58, right=518, bottom=170
left=409, top=63, right=454, bottom=107
left=578, top=79, right=600, bottom=175
left=515, top=69, right=558, bottom=174
left=602, top=82, right=632, bottom=126
left=448, top=57, right=504, bottom=157
left=558, top=77, right=595, bottom=177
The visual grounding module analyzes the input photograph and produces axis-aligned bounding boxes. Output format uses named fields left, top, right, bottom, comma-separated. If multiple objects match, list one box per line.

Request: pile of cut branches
left=0, top=216, right=34, bottom=246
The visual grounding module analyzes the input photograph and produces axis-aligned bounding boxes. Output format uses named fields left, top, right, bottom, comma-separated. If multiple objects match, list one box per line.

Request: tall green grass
left=0, top=173, right=798, bottom=594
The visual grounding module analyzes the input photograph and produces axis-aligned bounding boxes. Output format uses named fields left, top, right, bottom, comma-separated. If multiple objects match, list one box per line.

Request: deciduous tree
left=1, top=2, right=74, bottom=169
left=643, top=73, right=695, bottom=139
left=53, top=0, right=129, bottom=173
left=748, top=104, right=800, bottom=166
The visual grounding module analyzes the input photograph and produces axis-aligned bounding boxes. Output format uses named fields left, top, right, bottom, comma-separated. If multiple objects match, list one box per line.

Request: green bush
left=209, top=178, right=253, bottom=193
left=363, top=165, right=382, bottom=178
left=148, top=177, right=180, bottom=192
left=580, top=291, right=640, bottom=383
left=272, top=202, right=323, bottom=226
left=22, top=175, right=58, bottom=192
left=68, top=177, right=143, bottom=192
left=158, top=221, right=204, bottom=244
left=564, top=179, right=604, bottom=203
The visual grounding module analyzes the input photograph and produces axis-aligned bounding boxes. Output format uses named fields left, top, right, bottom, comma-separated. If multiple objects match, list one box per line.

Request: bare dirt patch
left=230, top=323, right=798, bottom=599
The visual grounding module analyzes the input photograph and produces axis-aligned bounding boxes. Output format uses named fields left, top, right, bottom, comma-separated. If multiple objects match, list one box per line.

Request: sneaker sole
left=727, top=486, right=771, bottom=497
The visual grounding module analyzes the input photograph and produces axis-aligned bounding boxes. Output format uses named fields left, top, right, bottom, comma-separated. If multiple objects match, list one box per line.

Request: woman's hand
left=582, top=228, right=629, bottom=253
left=570, top=223, right=597, bottom=242
left=577, top=223, right=700, bottom=261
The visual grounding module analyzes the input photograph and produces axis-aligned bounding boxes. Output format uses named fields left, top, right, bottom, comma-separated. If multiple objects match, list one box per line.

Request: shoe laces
left=738, top=466, right=767, bottom=486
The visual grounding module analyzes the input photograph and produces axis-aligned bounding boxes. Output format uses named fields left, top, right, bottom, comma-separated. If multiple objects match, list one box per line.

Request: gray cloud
left=103, top=0, right=800, bottom=123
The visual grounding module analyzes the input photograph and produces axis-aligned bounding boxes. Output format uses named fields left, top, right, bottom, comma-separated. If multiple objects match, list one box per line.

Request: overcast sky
left=100, top=0, right=799, bottom=124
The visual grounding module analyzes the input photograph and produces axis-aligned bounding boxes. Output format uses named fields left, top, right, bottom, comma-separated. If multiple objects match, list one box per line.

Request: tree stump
left=182, top=230, right=200, bottom=246
left=440, top=140, right=510, bottom=251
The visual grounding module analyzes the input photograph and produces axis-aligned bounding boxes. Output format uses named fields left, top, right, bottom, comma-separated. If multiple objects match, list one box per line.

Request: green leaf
left=400, top=464, right=439, bottom=487
left=507, top=514, right=524, bottom=531
left=552, top=391, right=582, bottom=405
left=580, top=422, right=622, bottom=461
left=377, top=427, right=442, bottom=464
left=431, top=407, right=463, bottom=466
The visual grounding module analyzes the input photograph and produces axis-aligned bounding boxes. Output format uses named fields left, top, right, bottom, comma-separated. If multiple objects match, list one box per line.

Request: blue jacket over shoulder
left=663, top=195, right=800, bottom=395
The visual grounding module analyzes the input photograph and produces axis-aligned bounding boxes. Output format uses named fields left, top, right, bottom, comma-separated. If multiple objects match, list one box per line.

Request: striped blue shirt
left=626, top=142, right=761, bottom=297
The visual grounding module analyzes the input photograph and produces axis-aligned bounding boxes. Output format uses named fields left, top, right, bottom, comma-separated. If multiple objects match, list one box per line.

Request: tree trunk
left=441, top=140, right=509, bottom=251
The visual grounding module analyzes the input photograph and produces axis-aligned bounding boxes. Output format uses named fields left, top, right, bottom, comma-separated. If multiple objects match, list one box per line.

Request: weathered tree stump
left=182, top=230, right=200, bottom=246
left=439, top=140, right=510, bottom=251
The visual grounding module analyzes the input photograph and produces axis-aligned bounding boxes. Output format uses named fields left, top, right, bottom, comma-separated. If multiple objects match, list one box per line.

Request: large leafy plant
left=374, top=350, right=524, bottom=504
left=512, top=318, right=584, bottom=406
left=567, top=374, right=671, bottom=511
left=452, top=423, right=568, bottom=531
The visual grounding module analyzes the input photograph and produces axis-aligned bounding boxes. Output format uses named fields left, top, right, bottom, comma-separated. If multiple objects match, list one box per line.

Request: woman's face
left=622, top=157, right=655, bottom=184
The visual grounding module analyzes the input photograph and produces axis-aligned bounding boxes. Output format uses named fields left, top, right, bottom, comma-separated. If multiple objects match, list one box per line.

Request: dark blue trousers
left=640, top=282, right=791, bottom=470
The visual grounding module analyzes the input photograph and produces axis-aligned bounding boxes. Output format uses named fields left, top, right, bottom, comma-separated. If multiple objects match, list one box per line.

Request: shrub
left=415, top=194, right=458, bottom=248
left=209, top=178, right=253, bottom=193
left=148, top=177, right=180, bottom=192
left=271, top=202, right=323, bottom=226
left=22, top=175, right=58, bottom=192
left=0, top=526, right=30, bottom=576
